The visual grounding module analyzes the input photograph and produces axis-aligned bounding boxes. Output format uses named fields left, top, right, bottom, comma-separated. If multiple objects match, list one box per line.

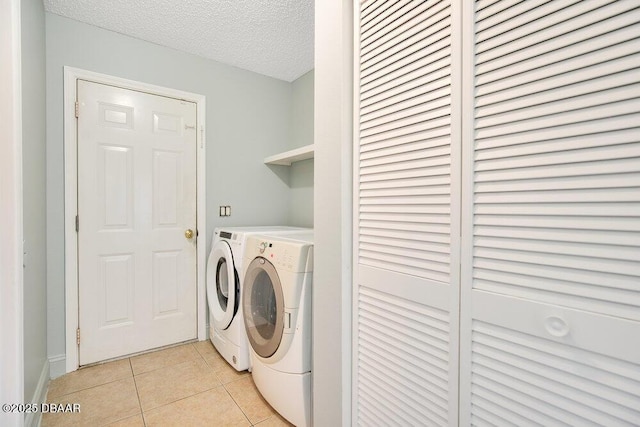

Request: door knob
left=185, top=229, right=194, bottom=239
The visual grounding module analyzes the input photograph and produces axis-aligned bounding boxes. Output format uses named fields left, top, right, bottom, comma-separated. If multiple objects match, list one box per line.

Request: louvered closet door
left=354, top=1, right=461, bottom=425
left=460, top=1, right=640, bottom=425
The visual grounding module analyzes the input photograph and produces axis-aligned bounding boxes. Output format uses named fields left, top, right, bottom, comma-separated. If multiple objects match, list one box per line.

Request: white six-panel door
left=77, top=80, right=197, bottom=365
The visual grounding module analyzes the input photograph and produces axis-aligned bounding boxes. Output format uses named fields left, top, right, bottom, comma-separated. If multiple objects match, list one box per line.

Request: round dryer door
left=206, top=240, right=239, bottom=330
left=242, top=256, right=284, bottom=358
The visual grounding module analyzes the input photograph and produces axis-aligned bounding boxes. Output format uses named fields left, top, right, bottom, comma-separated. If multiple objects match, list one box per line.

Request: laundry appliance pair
left=206, top=226, right=310, bottom=372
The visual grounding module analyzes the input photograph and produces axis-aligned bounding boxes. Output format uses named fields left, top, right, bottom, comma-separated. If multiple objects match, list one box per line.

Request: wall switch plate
left=219, top=205, right=231, bottom=217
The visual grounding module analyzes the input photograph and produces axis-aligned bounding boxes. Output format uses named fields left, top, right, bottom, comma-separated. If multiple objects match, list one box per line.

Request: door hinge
left=75, top=101, right=79, bottom=118
left=76, top=328, right=80, bottom=345
left=75, top=215, right=79, bottom=232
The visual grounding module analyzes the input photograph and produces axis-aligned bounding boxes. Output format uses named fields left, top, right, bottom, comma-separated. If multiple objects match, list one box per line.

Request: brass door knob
left=185, top=229, right=194, bottom=239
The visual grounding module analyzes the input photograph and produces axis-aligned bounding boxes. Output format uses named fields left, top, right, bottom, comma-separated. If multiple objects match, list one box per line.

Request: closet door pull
left=545, top=315, right=570, bottom=338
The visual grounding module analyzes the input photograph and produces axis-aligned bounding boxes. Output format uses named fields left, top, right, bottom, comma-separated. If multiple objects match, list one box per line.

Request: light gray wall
left=289, top=70, right=314, bottom=227
left=313, top=0, right=352, bottom=425
left=289, top=159, right=313, bottom=227
left=22, top=0, right=48, bottom=406
left=45, top=13, right=296, bottom=365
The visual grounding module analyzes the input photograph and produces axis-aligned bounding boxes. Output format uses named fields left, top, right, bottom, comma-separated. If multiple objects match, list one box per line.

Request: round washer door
left=243, top=256, right=284, bottom=358
left=206, top=240, right=239, bottom=330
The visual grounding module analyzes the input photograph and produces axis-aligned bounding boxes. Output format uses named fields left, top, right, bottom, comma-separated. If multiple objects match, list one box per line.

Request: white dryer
left=242, top=232, right=314, bottom=427
left=207, top=226, right=310, bottom=371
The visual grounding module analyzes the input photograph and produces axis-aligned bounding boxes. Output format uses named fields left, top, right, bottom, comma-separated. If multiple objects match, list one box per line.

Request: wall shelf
left=264, top=144, right=314, bottom=166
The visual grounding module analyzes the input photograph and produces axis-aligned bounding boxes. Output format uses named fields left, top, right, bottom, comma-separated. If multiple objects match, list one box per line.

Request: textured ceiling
left=43, top=0, right=314, bottom=82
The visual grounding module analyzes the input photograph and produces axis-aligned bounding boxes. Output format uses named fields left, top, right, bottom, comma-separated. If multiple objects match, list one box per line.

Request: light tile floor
left=42, top=341, right=294, bottom=427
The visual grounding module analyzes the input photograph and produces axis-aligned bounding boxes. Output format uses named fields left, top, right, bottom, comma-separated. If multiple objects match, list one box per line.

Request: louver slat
left=361, top=47, right=450, bottom=101
left=477, top=61, right=640, bottom=119
left=362, top=2, right=448, bottom=60
left=477, top=25, right=640, bottom=88
left=476, top=3, right=640, bottom=75
left=477, top=0, right=600, bottom=50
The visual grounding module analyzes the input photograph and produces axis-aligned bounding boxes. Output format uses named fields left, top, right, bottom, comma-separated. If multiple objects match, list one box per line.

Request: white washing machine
left=207, top=226, right=310, bottom=371
left=242, top=232, right=314, bottom=427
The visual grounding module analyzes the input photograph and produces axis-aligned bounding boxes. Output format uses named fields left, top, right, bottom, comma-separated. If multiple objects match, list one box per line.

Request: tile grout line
left=221, top=382, right=253, bottom=427
left=222, top=375, right=279, bottom=427
left=130, top=357, right=147, bottom=427
left=192, top=343, right=239, bottom=399
left=132, top=344, right=229, bottom=418
left=191, top=342, right=209, bottom=365
left=134, top=384, right=226, bottom=417
left=132, top=355, right=203, bottom=377
left=141, top=386, right=228, bottom=421
left=129, top=343, right=203, bottom=376
left=46, top=371, right=133, bottom=402
left=197, top=341, right=262, bottom=426
left=44, top=363, right=141, bottom=427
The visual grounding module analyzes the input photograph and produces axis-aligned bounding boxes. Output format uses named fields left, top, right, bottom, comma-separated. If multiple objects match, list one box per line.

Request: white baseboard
left=48, top=354, right=66, bottom=379
left=24, top=359, right=49, bottom=427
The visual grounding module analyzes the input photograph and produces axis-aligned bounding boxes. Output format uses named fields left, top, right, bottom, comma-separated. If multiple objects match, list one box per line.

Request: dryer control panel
left=257, top=241, right=298, bottom=272
left=246, top=235, right=313, bottom=273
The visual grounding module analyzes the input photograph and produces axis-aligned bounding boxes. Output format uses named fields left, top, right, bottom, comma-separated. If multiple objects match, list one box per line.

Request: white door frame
left=0, top=0, right=24, bottom=424
left=63, top=67, right=207, bottom=372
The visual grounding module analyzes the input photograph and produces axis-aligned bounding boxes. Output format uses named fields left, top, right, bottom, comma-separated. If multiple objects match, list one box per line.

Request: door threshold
left=78, top=338, right=200, bottom=369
